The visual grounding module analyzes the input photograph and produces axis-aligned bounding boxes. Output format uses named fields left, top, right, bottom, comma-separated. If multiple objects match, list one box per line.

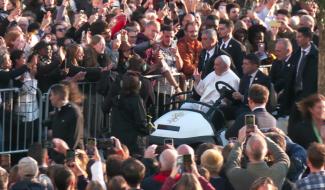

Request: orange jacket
left=177, top=37, right=202, bottom=78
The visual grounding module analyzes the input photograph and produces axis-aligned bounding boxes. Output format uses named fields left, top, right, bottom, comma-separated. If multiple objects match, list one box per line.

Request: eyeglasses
left=56, top=28, right=67, bottom=32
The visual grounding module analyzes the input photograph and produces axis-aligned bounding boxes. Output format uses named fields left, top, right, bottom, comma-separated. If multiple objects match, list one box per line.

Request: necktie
left=295, top=50, right=306, bottom=92
left=221, top=43, right=226, bottom=50
left=243, top=75, right=252, bottom=94
left=204, top=52, right=210, bottom=67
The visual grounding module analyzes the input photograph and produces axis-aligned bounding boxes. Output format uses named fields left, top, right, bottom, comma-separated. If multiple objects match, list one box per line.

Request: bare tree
left=317, top=1, right=325, bottom=94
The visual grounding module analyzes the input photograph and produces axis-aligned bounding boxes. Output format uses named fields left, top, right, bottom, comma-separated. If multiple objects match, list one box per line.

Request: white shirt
left=206, top=47, right=216, bottom=61
left=252, top=105, right=266, bottom=112
left=296, top=44, right=311, bottom=73
left=195, top=69, right=240, bottom=106
left=220, top=37, right=232, bottom=49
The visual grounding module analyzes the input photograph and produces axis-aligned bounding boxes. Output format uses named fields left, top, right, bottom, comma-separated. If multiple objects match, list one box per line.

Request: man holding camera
left=225, top=125, right=290, bottom=190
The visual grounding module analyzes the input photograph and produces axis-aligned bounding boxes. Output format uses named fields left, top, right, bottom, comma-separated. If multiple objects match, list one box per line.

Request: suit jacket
left=225, top=107, right=276, bottom=139
left=239, top=70, right=271, bottom=104
left=269, top=56, right=294, bottom=93
left=198, top=45, right=233, bottom=79
left=280, top=43, right=318, bottom=114
left=218, top=38, right=246, bottom=77
left=225, top=139, right=290, bottom=190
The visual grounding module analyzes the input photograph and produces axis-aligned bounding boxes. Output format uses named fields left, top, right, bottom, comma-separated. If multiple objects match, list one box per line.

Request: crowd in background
left=0, top=0, right=324, bottom=189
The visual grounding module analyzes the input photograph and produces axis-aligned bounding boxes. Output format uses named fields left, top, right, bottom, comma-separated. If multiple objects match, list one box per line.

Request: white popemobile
left=149, top=81, right=236, bottom=146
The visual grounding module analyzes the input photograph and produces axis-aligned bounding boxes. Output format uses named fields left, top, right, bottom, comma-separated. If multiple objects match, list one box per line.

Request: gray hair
left=246, top=134, right=267, bottom=161
left=276, top=38, right=293, bottom=52
left=300, top=15, right=315, bottom=28
left=202, top=29, right=218, bottom=40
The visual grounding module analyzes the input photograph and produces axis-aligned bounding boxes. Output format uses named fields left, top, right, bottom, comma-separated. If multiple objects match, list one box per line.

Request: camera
left=164, top=138, right=174, bottom=146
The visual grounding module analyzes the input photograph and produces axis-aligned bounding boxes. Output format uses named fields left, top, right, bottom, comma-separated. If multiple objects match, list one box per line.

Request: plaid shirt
left=295, top=171, right=325, bottom=190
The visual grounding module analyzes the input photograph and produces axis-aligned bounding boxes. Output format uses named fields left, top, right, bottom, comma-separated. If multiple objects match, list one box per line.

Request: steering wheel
left=215, top=81, right=236, bottom=101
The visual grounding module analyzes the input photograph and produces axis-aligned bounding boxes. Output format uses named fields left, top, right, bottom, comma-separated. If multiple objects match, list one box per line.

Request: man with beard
left=177, top=22, right=202, bottom=78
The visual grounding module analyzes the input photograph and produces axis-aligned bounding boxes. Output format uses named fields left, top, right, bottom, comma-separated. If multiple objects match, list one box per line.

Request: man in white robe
left=182, top=55, right=240, bottom=113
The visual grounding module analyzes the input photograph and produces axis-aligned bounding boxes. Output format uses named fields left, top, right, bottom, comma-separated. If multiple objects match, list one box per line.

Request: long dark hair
left=297, top=93, right=325, bottom=119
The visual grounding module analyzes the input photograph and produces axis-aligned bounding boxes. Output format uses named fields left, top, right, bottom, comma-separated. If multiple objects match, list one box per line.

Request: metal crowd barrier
left=145, top=73, right=194, bottom=118
left=0, top=73, right=190, bottom=154
left=0, top=85, right=43, bottom=154
left=44, top=82, right=106, bottom=140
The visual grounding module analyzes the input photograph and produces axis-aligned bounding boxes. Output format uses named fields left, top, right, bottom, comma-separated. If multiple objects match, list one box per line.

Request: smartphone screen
left=183, top=154, right=192, bottom=172
left=42, top=140, right=54, bottom=149
left=258, top=43, right=265, bottom=52
left=87, top=138, right=96, bottom=156
left=245, top=114, right=255, bottom=133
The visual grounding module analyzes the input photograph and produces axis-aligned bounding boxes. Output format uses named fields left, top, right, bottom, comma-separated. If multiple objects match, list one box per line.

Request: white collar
left=207, top=46, right=216, bottom=57
left=285, top=54, right=291, bottom=62
left=215, top=69, right=231, bottom=77
left=57, top=101, right=69, bottom=111
left=250, top=69, right=259, bottom=79
left=252, top=105, right=266, bottom=111
left=221, top=37, right=232, bottom=48
left=301, top=44, right=311, bottom=55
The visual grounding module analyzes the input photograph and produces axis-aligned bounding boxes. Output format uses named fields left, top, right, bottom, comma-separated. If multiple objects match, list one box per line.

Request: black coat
left=198, top=45, right=233, bottom=79
left=225, top=107, right=277, bottom=139
left=0, top=65, right=28, bottom=89
left=280, top=43, right=318, bottom=114
left=102, top=74, right=155, bottom=113
left=269, top=56, right=294, bottom=93
left=50, top=103, right=84, bottom=149
left=67, top=63, right=102, bottom=82
left=239, top=70, right=271, bottom=105
left=218, top=38, right=246, bottom=77
left=110, top=93, right=147, bottom=154
left=36, top=57, right=65, bottom=93
left=288, top=119, right=319, bottom=149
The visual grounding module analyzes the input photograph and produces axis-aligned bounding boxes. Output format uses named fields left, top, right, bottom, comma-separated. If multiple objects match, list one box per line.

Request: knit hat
left=18, top=157, right=39, bottom=179
left=219, top=55, right=232, bottom=67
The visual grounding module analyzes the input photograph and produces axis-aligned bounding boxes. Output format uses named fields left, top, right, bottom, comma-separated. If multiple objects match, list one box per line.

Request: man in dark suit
left=270, top=38, right=294, bottom=94
left=198, top=29, right=230, bottom=79
left=226, top=84, right=276, bottom=139
left=218, top=19, right=246, bottom=77
left=281, top=27, right=318, bottom=108
left=221, top=54, right=273, bottom=120
left=280, top=27, right=318, bottom=131
left=233, top=54, right=271, bottom=106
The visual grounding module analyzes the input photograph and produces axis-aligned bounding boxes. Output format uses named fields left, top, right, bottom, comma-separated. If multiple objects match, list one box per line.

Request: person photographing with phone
left=225, top=125, right=290, bottom=190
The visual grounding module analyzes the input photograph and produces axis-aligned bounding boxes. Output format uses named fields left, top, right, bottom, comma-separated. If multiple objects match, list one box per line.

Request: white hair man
left=183, top=55, right=240, bottom=113
left=270, top=38, right=293, bottom=93
left=142, top=149, right=178, bottom=190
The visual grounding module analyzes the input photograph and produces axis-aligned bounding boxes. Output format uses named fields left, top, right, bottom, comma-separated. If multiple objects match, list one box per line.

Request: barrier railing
left=43, top=82, right=107, bottom=140
left=0, top=72, right=190, bottom=154
left=0, top=84, right=43, bottom=154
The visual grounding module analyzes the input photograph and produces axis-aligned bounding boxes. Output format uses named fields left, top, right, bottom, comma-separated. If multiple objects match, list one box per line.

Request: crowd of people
left=0, top=0, right=324, bottom=189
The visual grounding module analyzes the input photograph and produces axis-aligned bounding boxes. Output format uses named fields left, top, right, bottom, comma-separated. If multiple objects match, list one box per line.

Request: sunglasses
left=56, top=28, right=66, bottom=32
